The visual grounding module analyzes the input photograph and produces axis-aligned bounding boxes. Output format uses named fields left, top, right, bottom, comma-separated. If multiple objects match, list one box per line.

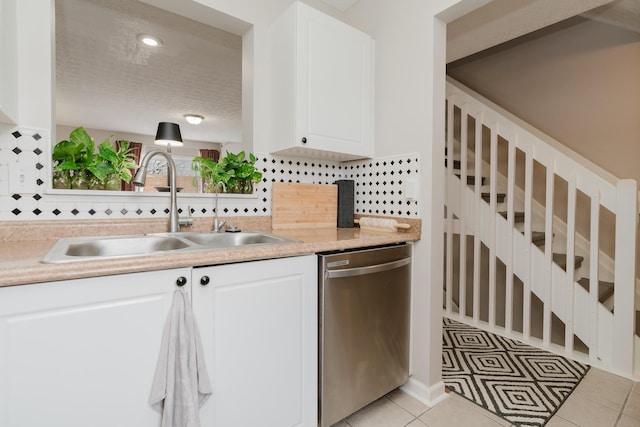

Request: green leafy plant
left=52, top=127, right=93, bottom=173
left=192, top=151, right=262, bottom=194
left=192, top=156, right=235, bottom=193
left=220, top=151, right=262, bottom=193
left=52, top=127, right=136, bottom=190
left=97, top=140, right=137, bottom=183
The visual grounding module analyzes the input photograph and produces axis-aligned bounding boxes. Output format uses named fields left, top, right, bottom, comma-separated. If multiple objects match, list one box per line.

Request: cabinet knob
left=176, top=276, right=187, bottom=287
left=301, top=137, right=307, bottom=144
left=200, top=276, right=210, bottom=286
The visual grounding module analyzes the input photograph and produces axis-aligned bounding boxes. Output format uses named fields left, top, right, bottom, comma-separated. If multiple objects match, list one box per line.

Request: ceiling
left=320, top=0, right=361, bottom=12
left=57, top=0, right=636, bottom=144
left=55, top=0, right=242, bottom=144
left=447, top=0, right=639, bottom=63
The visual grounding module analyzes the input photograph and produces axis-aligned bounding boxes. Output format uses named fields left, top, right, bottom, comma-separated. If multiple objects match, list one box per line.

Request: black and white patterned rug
left=442, top=318, right=590, bottom=427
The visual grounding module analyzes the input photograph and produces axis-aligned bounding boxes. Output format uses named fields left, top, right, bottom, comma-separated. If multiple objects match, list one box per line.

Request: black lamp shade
left=154, top=122, right=183, bottom=146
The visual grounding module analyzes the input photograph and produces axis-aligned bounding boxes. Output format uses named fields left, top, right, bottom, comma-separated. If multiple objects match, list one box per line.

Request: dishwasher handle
left=324, top=257, right=411, bottom=279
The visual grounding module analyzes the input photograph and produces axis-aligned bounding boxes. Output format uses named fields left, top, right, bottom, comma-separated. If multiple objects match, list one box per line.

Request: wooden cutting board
left=271, top=182, right=337, bottom=229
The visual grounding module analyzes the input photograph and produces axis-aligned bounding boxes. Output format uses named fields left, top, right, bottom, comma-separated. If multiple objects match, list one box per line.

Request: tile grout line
left=614, top=387, right=633, bottom=426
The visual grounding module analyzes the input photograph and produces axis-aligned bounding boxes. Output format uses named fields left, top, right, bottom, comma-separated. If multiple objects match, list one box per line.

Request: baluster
left=488, top=125, right=498, bottom=327
left=565, top=176, right=577, bottom=355
left=505, top=137, right=516, bottom=333
left=588, top=190, right=600, bottom=364
left=543, top=164, right=555, bottom=346
left=459, top=104, right=469, bottom=319
left=612, top=180, right=637, bottom=373
left=523, top=149, right=533, bottom=339
left=473, top=112, right=483, bottom=323
left=445, top=96, right=455, bottom=315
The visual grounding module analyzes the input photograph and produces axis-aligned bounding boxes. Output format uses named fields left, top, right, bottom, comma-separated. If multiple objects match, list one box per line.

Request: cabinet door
left=193, top=255, right=317, bottom=427
left=296, top=3, right=374, bottom=159
left=0, top=268, right=191, bottom=427
left=0, top=0, right=19, bottom=124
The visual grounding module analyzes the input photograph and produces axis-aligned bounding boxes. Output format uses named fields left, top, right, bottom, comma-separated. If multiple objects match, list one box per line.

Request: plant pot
left=203, top=178, right=223, bottom=193
left=242, top=181, right=253, bottom=194
left=71, top=170, right=90, bottom=190
left=104, top=175, right=121, bottom=191
left=52, top=170, right=71, bottom=189
left=88, top=175, right=105, bottom=190
left=225, top=180, right=244, bottom=194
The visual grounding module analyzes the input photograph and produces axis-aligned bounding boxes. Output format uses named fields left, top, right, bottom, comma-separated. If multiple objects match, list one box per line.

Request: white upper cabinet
left=0, top=0, right=18, bottom=124
left=270, top=1, right=374, bottom=161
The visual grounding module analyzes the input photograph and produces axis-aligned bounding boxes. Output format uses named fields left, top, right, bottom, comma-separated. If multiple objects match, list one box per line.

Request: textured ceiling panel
left=55, top=0, right=242, bottom=143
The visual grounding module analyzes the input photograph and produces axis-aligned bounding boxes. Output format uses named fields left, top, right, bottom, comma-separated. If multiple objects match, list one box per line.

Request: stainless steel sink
left=41, top=235, right=192, bottom=263
left=65, top=236, right=190, bottom=257
left=180, top=231, right=293, bottom=247
left=41, top=231, right=300, bottom=263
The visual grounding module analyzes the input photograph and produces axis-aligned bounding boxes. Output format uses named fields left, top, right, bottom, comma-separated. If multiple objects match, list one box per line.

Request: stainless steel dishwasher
left=318, top=243, right=411, bottom=427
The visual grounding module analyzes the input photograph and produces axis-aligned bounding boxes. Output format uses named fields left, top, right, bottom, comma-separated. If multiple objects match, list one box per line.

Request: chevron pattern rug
left=442, top=318, right=590, bottom=427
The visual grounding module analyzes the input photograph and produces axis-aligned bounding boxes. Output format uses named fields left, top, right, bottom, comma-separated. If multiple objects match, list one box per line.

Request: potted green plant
left=96, top=139, right=138, bottom=190
left=52, top=127, right=136, bottom=190
left=219, top=151, right=262, bottom=194
left=191, top=156, right=235, bottom=193
left=52, top=127, right=95, bottom=189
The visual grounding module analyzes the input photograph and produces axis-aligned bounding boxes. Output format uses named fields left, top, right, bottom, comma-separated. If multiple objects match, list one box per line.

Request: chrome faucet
left=132, top=149, right=179, bottom=233
left=212, top=186, right=226, bottom=233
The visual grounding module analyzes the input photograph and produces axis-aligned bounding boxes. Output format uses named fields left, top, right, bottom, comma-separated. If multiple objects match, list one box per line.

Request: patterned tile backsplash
left=0, top=128, right=419, bottom=221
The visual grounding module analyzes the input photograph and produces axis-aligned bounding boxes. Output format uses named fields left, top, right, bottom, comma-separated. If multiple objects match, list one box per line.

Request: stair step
left=456, top=174, right=486, bottom=186
left=499, top=211, right=525, bottom=222
left=531, top=231, right=547, bottom=246
left=553, top=253, right=584, bottom=270
left=577, top=278, right=615, bottom=304
left=517, top=230, right=550, bottom=246
left=482, top=192, right=506, bottom=203
left=445, top=159, right=461, bottom=169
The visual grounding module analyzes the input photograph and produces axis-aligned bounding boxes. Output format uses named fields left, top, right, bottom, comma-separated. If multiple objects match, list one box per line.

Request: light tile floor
left=331, top=368, right=640, bottom=427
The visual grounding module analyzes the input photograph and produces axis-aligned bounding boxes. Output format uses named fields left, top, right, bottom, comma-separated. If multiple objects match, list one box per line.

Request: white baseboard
left=401, top=377, right=448, bottom=407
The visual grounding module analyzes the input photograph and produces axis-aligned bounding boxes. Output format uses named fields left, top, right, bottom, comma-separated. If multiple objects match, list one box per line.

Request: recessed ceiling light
left=184, top=114, right=204, bottom=125
left=136, top=33, right=163, bottom=47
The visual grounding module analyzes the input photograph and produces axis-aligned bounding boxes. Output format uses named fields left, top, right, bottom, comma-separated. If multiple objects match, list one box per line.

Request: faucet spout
left=133, top=149, right=180, bottom=233
left=212, top=185, right=227, bottom=232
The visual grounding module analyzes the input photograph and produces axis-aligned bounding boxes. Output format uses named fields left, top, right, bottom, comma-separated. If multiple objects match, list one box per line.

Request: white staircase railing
left=444, top=77, right=638, bottom=378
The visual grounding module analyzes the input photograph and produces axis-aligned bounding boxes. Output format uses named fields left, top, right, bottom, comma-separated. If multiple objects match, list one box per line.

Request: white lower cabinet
left=193, top=255, right=318, bottom=427
left=0, top=256, right=317, bottom=427
left=0, top=268, right=191, bottom=427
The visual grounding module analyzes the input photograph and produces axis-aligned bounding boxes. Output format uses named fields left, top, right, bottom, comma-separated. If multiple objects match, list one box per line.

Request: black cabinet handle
left=176, top=276, right=187, bottom=287
left=200, top=276, right=210, bottom=286
left=301, top=137, right=307, bottom=144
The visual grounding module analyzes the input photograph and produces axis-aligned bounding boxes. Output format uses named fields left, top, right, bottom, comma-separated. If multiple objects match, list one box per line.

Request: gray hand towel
left=150, top=289, right=212, bottom=427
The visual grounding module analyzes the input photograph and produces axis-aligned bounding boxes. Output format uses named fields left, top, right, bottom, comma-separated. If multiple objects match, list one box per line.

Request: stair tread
left=456, top=174, right=486, bottom=186
left=577, top=278, right=615, bottom=303
left=515, top=230, right=549, bottom=246
left=499, top=211, right=525, bottom=221
left=481, top=192, right=506, bottom=203
left=553, top=253, right=584, bottom=270
left=445, top=159, right=461, bottom=169
left=531, top=231, right=546, bottom=240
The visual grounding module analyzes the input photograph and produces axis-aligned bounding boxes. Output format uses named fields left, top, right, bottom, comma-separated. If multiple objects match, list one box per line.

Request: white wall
left=5, top=0, right=483, bottom=408
left=343, top=0, right=487, bottom=406
left=448, top=17, right=640, bottom=185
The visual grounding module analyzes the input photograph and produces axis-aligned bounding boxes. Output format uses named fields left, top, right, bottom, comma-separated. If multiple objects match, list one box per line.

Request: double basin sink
left=41, top=231, right=300, bottom=264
